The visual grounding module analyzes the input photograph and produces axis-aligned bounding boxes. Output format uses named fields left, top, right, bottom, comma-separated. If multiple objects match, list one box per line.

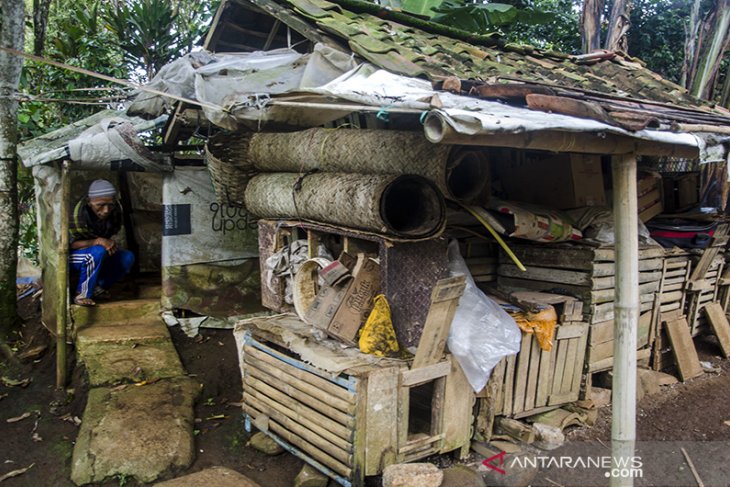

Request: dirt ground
left=2, top=297, right=730, bottom=487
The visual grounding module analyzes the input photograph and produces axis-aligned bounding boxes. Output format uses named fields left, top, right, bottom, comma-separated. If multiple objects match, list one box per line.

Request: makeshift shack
left=19, top=1, right=730, bottom=486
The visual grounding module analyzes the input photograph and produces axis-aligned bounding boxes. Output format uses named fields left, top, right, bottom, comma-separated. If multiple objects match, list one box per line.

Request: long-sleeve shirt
left=69, top=198, right=123, bottom=245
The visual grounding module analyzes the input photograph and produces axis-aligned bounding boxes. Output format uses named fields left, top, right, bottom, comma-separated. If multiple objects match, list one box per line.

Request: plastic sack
left=446, top=240, right=522, bottom=392
left=359, top=294, right=399, bottom=357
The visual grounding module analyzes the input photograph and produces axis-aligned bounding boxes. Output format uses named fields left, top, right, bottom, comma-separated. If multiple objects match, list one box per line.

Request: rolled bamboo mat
left=244, top=172, right=446, bottom=238
left=243, top=128, right=489, bottom=202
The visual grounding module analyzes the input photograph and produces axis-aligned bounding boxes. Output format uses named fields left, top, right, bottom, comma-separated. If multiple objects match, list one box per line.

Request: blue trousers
left=69, top=245, right=135, bottom=298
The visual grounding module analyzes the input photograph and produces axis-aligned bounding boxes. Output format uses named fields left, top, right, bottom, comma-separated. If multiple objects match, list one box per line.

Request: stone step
left=71, top=377, right=200, bottom=485
left=154, top=467, right=263, bottom=486
left=136, top=284, right=162, bottom=299
left=71, top=298, right=160, bottom=330
left=78, top=338, right=185, bottom=386
left=76, top=320, right=170, bottom=347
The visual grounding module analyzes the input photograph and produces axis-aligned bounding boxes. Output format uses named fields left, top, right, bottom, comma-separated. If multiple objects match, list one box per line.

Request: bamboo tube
left=244, top=173, right=445, bottom=238
left=423, top=112, right=699, bottom=158
left=56, top=161, right=70, bottom=391
left=611, top=154, right=638, bottom=487
left=244, top=375, right=352, bottom=440
left=236, top=128, right=490, bottom=202
left=243, top=390, right=353, bottom=453
left=243, top=345, right=355, bottom=404
left=243, top=397, right=353, bottom=464
left=244, top=352, right=355, bottom=414
left=245, top=361, right=355, bottom=427
left=245, top=398, right=352, bottom=476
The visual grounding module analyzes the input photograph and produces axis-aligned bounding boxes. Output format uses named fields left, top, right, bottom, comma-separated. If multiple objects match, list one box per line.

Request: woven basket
left=205, top=133, right=255, bottom=207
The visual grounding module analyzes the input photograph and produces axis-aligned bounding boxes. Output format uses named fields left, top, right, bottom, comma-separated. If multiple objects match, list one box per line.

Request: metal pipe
left=56, top=160, right=70, bottom=391
left=611, top=154, right=639, bottom=487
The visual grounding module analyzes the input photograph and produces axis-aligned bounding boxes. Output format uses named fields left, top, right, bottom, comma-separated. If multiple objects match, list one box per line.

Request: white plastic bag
left=446, top=240, right=522, bottom=392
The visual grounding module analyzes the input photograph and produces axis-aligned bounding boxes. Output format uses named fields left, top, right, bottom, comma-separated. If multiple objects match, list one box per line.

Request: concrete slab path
left=70, top=297, right=199, bottom=485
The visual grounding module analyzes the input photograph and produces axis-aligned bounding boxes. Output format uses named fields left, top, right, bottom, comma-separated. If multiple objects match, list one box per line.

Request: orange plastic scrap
left=508, top=306, right=557, bottom=352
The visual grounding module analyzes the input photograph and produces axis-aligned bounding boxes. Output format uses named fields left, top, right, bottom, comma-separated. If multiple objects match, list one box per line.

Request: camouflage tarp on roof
left=244, top=0, right=720, bottom=114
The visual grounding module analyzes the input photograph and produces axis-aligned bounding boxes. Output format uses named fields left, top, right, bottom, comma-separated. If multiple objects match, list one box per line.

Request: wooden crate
left=490, top=321, right=588, bottom=420
left=497, top=243, right=663, bottom=373
left=238, top=321, right=473, bottom=487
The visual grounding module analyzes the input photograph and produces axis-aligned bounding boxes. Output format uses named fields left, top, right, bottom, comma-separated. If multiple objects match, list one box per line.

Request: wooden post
left=56, top=161, right=70, bottom=391
left=611, top=154, right=638, bottom=487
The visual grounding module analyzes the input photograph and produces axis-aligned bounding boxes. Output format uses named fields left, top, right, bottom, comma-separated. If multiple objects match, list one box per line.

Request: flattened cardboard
left=328, top=256, right=381, bottom=345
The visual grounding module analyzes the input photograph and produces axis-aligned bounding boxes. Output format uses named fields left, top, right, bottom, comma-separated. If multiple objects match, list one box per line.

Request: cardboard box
left=305, top=254, right=381, bottom=345
left=498, top=153, right=606, bottom=209
left=328, top=256, right=380, bottom=344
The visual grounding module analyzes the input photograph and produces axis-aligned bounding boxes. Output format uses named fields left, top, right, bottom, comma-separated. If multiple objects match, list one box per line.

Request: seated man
left=69, top=179, right=135, bottom=306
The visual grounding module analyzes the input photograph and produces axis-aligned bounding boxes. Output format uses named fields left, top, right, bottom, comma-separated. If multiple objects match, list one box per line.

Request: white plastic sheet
left=446, top=240, right=521, bottom=392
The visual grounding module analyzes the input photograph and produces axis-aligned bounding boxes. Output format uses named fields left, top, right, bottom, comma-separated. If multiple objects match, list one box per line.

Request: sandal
left=74, top=295, right=96, bottom=307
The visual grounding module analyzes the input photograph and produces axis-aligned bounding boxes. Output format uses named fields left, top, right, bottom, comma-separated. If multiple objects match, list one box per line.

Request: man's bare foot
left=74, top=295, right=96, bottom=307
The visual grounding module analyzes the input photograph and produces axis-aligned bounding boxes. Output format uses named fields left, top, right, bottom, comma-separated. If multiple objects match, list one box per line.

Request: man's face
left=88, top=197, right=115, bottom=220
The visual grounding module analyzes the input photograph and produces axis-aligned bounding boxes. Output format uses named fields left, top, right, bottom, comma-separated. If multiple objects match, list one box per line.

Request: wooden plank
left=242, top=392, right=352, bottom=453
left=412, top=276, right=466, bottom=369
left=688, top=228, right=730, bottom=282
left=499, top=264, right=592, bottom=286
left=664, top=318, right=703, bottom=381
left=364, top=367, right=399, bottom=475
left=503, top=354, right=516, bottom=416
left=523, top=337, right=541, bottom=411
left=560, top=338, right=579, bottom=394
left=243, top=396, right=353, bottom=464
left=402, top=360, right=451, bottom=386
left=495, top=417, right=535, bottom=443
left=557, top=323, right=588, bottom=340
left=474, top=359, right=505, bottom=441
left=550, top=340, right=568, bottom=402
left=512, top=334, right=532, bottom=415
left=244, top=345, right=355, bottom=405
left=571, top=325, right=589, bottom=393
left=242, top=400, right=353, bottom=477
left=535, top=346, right=552, bottom=408
left=245, top=361, right=355, bottom=426
left=244, top=375, right=353, bottom=439
left=440, top=358, right=473, bottom=454
left=703, top=303, right=730, bottom=358
left=589, top=348, right=651, bottom=373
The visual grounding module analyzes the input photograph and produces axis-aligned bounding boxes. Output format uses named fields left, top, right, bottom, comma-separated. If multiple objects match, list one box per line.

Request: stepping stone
left=71, top=298, right=161, bottom=330
left=71, top=377, right=200, bottom=485
left=76, top=320, right=170, bottom=346
left=155, top=467, right=262, bottom=486
left=78, top=338, right=185, bottom=386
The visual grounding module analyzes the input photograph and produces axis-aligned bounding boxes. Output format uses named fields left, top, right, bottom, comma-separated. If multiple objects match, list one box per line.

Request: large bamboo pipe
left=423, top=111, right=699, bottom=158
left=244, top=173, right=445, bottom=238
left=611, top=154, right=638, bottom=487
left=219, top=128, right=490, bottom=202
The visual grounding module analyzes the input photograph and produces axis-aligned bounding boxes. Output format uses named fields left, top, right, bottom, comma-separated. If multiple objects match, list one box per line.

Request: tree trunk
left=32, top=0, right=53, bottom=56
left=581, top=0, right=604, bottom=53
left=681, top=0, right=702, bottom=87
left=0, top=0, right=24, bottom=339
left=604, top=0, right=632, bottom=52
left=689, top=0, right=730, bottom=100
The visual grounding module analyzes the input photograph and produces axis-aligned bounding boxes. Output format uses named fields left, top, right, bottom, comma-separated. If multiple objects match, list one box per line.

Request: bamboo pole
left=611, top=154, right=638, bottom=487
left=56, top=161, right=70, bottom=391
left=423, top=113, right=699, bottom=158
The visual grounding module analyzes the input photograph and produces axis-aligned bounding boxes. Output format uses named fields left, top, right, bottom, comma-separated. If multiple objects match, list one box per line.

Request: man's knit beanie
left=88, top=179, right=117, bottom=199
